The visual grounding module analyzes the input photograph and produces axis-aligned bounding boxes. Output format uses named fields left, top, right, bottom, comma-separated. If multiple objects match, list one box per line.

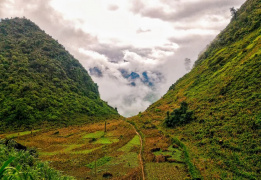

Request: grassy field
left=0, top=119, right=142, bottom=179
left=0, top=118, right=192, bottom=179
left=127, top=120, right=191, bottom=180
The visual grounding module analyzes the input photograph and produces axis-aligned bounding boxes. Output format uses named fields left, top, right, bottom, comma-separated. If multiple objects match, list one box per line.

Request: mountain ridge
left=0, top=17, right=118, bottom=131
left=129, top=0, right=261, bottom=178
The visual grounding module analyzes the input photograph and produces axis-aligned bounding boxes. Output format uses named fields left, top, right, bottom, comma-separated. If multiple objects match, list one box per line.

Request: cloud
left=130, top=0, right=245, bottom=23
left=108, top=4, right=119, bottom=11
left=136, top=27, right=151, bottom=34
left=0, top=0, right=246, bottom=117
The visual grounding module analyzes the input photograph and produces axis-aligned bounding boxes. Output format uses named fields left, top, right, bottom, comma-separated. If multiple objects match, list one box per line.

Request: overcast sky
left=0, top=0, right=246, bottom=117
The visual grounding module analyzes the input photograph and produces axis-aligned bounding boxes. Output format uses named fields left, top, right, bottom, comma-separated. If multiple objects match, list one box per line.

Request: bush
left=165, top=101, right=194, bottom=127
left=0, top=139, right=74, bottom=179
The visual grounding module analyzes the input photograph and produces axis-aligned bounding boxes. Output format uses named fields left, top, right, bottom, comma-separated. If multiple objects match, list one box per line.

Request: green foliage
left=118, top=135, right=140, bottom=152
left=0, top=156, right=15, bottom=179
left=0, top=141, right=74, bottom=179
left=0, top=18, right=118, bottom=131
left=172, top=138, right=202, bottom=179
left=143, top=0, right=261, bottom=178
left=165, top=101, right=194, bottom=127
left=86, top=156, right=112, bottom=169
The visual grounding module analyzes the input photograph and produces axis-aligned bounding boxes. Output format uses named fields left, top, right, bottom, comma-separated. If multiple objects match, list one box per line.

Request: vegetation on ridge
left=129, top=0, right=261, bottom=179
left=0, top=17, right=118, bottom=131
left=165, top=101, right=194, bottom=127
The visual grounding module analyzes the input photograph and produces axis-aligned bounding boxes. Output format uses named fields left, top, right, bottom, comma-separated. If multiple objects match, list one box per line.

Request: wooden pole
left=95, top=160, right=97, bottom=176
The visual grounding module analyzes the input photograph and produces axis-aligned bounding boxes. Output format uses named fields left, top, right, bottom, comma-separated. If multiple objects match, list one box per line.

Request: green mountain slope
left=130, top=0, right=261, bottom=179
left=0, top=18, right=118, bottom=131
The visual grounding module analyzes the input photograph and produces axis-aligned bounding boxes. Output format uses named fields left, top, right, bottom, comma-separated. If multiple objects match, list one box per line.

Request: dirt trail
left=128, top=123, right=145, bottom=180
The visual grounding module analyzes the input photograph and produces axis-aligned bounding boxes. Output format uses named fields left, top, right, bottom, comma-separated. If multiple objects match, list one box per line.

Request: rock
left=5, top=139, right=27, bottom=151
left=150, top=147, right=161, bottom=152
left=103, top=172, right=113, bottom=178
left=53, top=131, right=59, bottom=135
left=172, top=144, right=179, bottom=148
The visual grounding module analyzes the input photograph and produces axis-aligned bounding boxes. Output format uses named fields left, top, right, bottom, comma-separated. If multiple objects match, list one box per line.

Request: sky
left=0, top=0, right=246, bottom=117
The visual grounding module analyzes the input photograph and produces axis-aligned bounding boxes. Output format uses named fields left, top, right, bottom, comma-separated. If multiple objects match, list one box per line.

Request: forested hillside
left=0, top=18, right=118, bottom=131
left=130, top=0, right=261, bottom=179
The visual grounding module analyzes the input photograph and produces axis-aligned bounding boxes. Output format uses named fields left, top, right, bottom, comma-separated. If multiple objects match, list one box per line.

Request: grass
left=86, top=156, right=112, bottom=169
left=5, top=130, right=40, bottom=138
left=82, top=131, right=105, bottom=139
left=71, top=146, right=102, bottom=155
left=1, top=119, right=141, bottom=179
left=172, top=137, right=202, bottom=179
left=145, top=162, right=188, bottom=180
left=0, top=143, right=74, bottom=179
left=93, top=137, right=119, bottom=144
left=118, top=135, right=140, bottom=152
left=107, top=152, right=139, bottom=168
left=83, top=130, right=119, bottom=144
left=153, top=145, right=184, bottom=162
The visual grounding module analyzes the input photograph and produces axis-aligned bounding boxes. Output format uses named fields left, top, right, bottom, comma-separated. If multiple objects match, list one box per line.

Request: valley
left=1, top=119, right=191, bottom=179
left=0, top=0, right=260, bottom=179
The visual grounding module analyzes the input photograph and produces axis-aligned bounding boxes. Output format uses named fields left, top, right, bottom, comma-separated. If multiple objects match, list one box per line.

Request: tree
left=230, top=7, right=237, bottom=19
left=165, top=101, right=194, bottom=127
left=184, top=58, right=191, bottom=71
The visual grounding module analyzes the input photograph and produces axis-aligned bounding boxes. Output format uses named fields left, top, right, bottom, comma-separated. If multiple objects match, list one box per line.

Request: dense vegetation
left=0, top=139, right=74, bottom=179
left=0, top=18, right=118, bottom=131
left=131, top=0, right=261, bottom=179
left=165, top=101, right=194, bottom=127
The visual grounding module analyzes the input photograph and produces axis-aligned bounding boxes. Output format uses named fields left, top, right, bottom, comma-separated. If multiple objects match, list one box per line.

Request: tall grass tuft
left=0, top=140, right=75, bottom=180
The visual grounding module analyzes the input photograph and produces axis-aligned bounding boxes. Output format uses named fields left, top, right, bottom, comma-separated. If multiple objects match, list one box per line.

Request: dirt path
left=128, top=123, right=145, bottom=180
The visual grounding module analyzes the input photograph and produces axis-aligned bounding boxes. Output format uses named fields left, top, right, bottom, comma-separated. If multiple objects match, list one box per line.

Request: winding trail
left=128, top=123, right=145, bottom=180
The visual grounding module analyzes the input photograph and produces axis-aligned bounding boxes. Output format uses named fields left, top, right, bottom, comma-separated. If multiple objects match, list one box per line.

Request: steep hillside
left=130, top=0, right=261, bottom=179
left=0, top=18, right=118, bottom=131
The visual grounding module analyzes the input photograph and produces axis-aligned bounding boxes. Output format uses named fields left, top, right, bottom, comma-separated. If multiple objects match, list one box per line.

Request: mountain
left=0, top=18, right=118, bottom=131
left=130, top=0, right=261, bottom=179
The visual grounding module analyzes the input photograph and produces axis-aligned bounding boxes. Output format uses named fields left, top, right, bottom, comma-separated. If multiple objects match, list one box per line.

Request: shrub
left=165, top=101, right=194, bottom=127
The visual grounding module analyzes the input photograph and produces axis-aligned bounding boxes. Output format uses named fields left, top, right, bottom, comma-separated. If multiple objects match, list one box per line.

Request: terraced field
left=0, top=120, right=142, bottom=179
left=1, top=119, right=193, bottom=179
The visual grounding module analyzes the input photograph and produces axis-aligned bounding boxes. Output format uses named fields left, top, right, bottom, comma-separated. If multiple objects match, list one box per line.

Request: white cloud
left=0, top=0, right=246, bottom=116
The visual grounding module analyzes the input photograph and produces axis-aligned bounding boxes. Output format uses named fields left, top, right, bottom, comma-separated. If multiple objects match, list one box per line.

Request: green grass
left=82, top=131, right=119, bottom=144
left=118, top=135, right=140, bottom=152
left=93, top=137, right=119, bottom=144
left=39, top=144, right=103, bottom=156
left=72, top=146, right=103, bottom=155
left=5, top=130, right=40, bottom=138
left=172, top=138, right=202, bottom=179
left=153, top=145, right=183, bottom=162
left=86, top=156, right=112, bottom=169
left=0, top=143, right=74, bottom=179
left=145, top=162, right=187, bottom=180
left=83, top=131, right=104, bottom=139
left=107, top=152, right=139, bottom=168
